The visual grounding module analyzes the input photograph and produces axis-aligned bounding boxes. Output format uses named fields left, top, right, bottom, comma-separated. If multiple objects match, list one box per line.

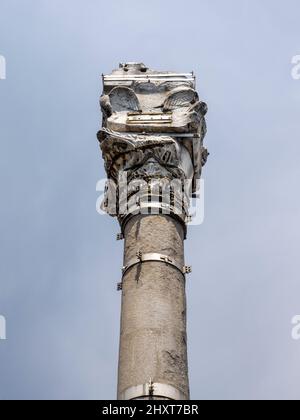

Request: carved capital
left=98, top=63, right=208, bottom=232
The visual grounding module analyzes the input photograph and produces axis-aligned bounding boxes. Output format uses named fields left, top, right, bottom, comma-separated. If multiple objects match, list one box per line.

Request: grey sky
left=0, top=0, right=300, bottom=400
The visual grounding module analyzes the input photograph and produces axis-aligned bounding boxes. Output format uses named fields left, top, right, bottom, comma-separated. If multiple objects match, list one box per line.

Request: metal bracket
left=148, top=378, right=154, bottom=398
left=122, top=251, right=191, bottom=277
left=116, top=233, right=124, bottom=241
left=117, top=282, right=123, bottom=291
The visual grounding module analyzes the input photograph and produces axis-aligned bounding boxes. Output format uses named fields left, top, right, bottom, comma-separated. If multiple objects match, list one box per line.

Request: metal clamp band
left=119, top=201, right=188, bottom=219
left=119, top=382, right=188, bottom=400
left=118, top=202, right=189, bottom=239
left=122, top=252, right=191, bottom=277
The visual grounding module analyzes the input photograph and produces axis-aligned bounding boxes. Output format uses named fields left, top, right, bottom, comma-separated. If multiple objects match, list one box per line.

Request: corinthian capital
left=97, top=62, right=208, bottom=235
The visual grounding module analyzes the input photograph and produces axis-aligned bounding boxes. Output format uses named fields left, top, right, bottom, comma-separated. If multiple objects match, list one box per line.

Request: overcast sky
left=0, top=0, right=300, bottom=400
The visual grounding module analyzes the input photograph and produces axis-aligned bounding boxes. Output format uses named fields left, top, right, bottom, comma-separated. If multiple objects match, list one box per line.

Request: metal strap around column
left=122, top=251, right=191, bottom=277
left=118, top=201, right=189, bottom=239
left=119, top=382, right=189, bottom=400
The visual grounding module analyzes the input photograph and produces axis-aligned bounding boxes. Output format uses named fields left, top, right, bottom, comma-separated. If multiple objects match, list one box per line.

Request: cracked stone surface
left=98, top=64, right=208, bottom=400
left=117, top=215, right=189, bottom=399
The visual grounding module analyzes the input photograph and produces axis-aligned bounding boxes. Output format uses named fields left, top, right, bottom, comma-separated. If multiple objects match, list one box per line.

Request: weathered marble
left=97, top=63, right=208, bottom=400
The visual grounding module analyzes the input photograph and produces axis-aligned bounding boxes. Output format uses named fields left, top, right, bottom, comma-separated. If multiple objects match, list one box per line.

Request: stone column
left=118, top=214, right=188, bottom=400
left=97, top=63, right=208, bottom=400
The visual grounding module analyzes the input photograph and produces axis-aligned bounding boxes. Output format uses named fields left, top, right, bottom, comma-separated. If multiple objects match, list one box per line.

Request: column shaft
left=117, top=215, right=189, bottom=400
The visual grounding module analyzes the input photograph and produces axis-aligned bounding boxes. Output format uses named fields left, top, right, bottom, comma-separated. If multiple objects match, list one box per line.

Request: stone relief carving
left=98, top=63, right=208, bottom=231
